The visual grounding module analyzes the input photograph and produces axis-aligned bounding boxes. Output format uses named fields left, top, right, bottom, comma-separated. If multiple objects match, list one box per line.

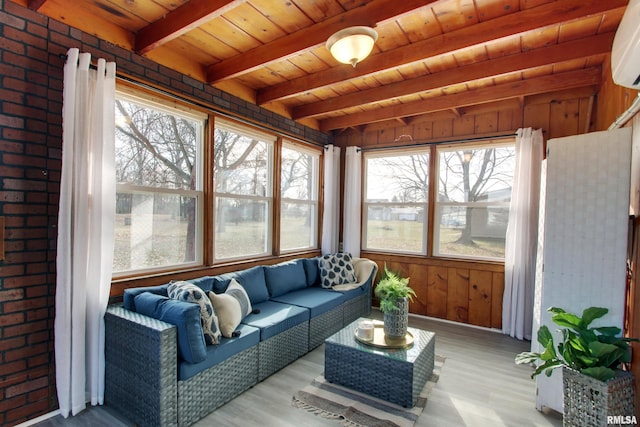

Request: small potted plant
left=515, top=306, right=636, bottom=425
left=374, top=264, right=416, bottom=338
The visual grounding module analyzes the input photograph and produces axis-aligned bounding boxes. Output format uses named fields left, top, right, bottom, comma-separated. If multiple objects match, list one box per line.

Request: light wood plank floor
left=31, top=312, right=562, bottom=427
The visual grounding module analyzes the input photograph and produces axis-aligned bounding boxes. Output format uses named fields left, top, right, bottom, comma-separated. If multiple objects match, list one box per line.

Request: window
left=363, top=149, right=430, bottom=254
left=213, top=118, right=275, bottom=260
left=280, top=142, right=320, bottom=252
left=113, top=90, right=205, bottom=275
left=113, top=86, right=322, bottom=275
left=434, top=143, right=515, bottom=260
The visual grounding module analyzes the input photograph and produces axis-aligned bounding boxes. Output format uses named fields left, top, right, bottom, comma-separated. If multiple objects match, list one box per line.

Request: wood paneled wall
left=366, top=254, right=504, bottom=329
left=336, top=88, right=597, bottom=150
left=335, top=89, right=598, bottom=329
left=595, top=55, right=639, bottom=132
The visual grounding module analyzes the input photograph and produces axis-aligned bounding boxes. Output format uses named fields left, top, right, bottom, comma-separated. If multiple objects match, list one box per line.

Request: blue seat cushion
left=232, top=266, right=270, bottom=305
left=134, top=292, right=207, bottom=364
left=271, top=287, right=345, bottom=318
left=178, top=323, right=260, bottom=381
left=337, top=280, right=371, bottom=302
left=302, top=257, right=320, bottom=287
left=241, top=301, right=309, bottom=341
left=264, top=260, right=307, bottom=297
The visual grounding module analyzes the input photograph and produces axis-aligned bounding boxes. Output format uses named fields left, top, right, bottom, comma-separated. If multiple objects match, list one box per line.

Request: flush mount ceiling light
left=326, top=26, right=378, bottom=67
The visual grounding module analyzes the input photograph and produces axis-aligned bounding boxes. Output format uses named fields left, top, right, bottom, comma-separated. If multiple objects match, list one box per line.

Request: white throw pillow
left=208, top=279, right=252, bottom=338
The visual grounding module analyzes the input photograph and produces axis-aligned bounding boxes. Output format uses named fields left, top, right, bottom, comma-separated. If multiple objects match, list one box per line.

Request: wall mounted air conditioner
left=612, top=0, right=640, bottom=89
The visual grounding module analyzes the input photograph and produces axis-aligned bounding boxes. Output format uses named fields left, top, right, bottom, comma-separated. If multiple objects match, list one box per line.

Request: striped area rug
left=292, top=355, right=445, bottom=427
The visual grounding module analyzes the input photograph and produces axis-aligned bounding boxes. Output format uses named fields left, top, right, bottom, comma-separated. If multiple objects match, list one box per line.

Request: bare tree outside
left=364, top=151, right=430, bottom=253
left=113, top=96, right=203, bottom=272
left=280, top=145, right=319, bottom=251
left=213, top=126, right=272, bottom=259
left=437, top=145, right=515, bottom=258
left=115, top=100, right=196, bottom=189
left=364, top=144, right=515, bottom=259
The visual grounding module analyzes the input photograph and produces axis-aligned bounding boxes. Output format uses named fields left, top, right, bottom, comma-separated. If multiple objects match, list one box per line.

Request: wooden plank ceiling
left=17, top=0, right=628, bottom=134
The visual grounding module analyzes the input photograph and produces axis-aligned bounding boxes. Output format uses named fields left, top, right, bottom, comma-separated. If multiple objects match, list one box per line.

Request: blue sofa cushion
left=338, top=280, right=371, bottom=302
left=211, top=273, right=235, bottom=294
left=134, top=292, right=207, bottom=364
left=241, top=301, right=309, bottom=341
left=123, top=284, right=169, bottom=311
left=264, top=260, right=307, bottom=297
left=187, top=276, right=214, bottom=292
left=122, top=276, right=214, bottom=312
left=271, top=288, right=344, bottom=318
left=233, top=266, right=270, bottom=305
left=178, top=323, right=260, bottom=381
left=319, top=252, right=357, bottom=288
left=302, top=257, right=320, bottom=287
left=168, top=281, right=221, bottom=345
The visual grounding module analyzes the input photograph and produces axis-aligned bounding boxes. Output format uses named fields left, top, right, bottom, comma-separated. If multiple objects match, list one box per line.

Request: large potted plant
left=374, top=264, right=416, bottom=339
left=515, top=306, right=636, bottom=426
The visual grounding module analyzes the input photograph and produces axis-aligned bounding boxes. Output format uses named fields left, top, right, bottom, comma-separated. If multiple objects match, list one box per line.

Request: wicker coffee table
left=324, top=318, right=435, bottom=407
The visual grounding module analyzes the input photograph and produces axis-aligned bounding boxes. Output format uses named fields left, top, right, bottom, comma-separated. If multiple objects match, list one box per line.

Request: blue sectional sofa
left=104, top=256, right=378, bottom=427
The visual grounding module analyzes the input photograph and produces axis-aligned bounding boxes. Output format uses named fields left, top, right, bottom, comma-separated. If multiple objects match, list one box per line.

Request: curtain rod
left=357, top=132, right=517, bottom=152
left=59, top=53, right=325, bottom=148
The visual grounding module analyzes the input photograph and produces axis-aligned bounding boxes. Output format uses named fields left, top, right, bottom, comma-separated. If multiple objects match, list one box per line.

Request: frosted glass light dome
left=326, top=26, right=378, bottom=67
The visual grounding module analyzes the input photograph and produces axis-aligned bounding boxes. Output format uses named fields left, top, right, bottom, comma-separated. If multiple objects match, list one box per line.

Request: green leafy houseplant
left=515, top=306, right=637, bottom=382
left=374, top=264, right=416, bottom=313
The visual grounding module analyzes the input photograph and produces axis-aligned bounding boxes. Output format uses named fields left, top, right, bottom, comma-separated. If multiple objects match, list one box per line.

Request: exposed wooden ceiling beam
left=320, top=67, right=602, bottom=131
left=292, top=32, right=615, bottom=119
left=525, top=86, right=598, bottom=106
left=27, top=0, right=47, bottom=10
left=205, top=0, right=434, bottom=83
left=136, top=0, right=247, bottom=55
left=258, top=0, right=626, bottom=105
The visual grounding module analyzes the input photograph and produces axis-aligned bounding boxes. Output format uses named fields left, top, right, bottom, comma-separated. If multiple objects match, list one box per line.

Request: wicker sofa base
left=105, top=297, right=371, bottom=427
left=343, top=293, right=371, bottom=325
left=105, top=307, right=178, bottom=427
left=309, top=305, right=344, bottom=350
left=105, top=258, right=379, bottom=427
left=178, top=345, right=258, bottom=427
left=258, top=321, right=309, bottom=381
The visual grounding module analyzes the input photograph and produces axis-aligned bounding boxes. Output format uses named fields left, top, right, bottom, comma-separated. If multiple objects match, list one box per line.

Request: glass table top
left=325, top=318, right=435, bottom=363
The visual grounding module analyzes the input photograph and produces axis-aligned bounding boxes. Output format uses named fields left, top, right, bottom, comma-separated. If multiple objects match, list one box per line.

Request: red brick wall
left=0, top=3, right=60, bottom=424
left=0, top=1, right=329, bottom=425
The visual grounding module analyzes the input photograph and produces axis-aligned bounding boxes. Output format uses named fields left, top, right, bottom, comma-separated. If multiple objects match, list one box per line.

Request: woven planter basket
left=562, top=367, right=635, bottom=427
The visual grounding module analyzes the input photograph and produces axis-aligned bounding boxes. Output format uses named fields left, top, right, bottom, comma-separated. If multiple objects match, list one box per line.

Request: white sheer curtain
left=55, top=48, right=116, bottom=417
left=502, top=128, right=543, bottom=340
left=321, top=144, right=341, bottom=254
left=343, top=146, right=361, bottom=257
